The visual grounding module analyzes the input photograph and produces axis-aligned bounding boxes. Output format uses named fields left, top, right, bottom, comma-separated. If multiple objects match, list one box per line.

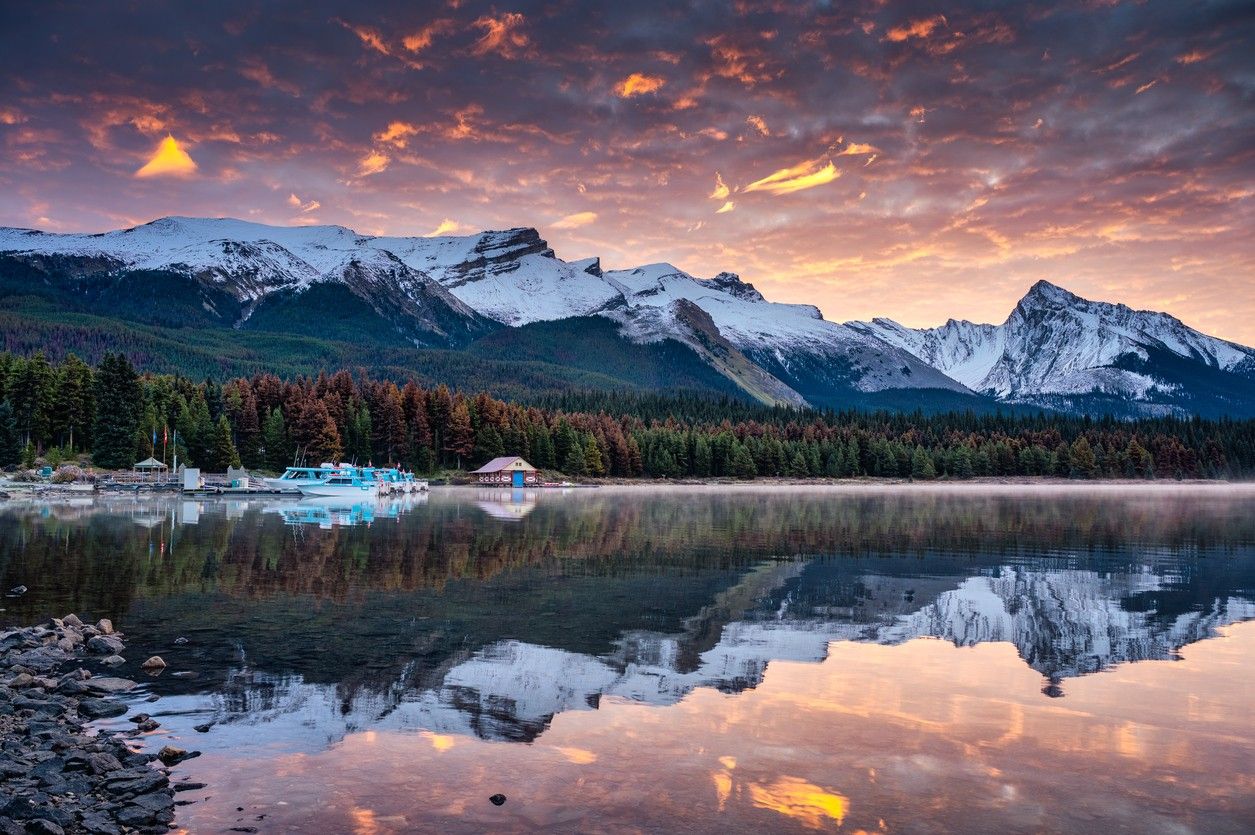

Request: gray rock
left=23, top=821, right=64, bottom=835
left=102, top=767, right=168, bottom=797
left=95, top=619, right=114, bottom=635
left=77, top=698, right=127, bottom=719
left=139, top=656, right=166, bottom=670
left=85, top=635, right=124, bottom=655
left=83, top=677, right=136, bottom=695
left=78, top=814, right=122, bottom=835
left=99, top=655, right=126, bottom=667
left=61, top=614, right=83, bottom=628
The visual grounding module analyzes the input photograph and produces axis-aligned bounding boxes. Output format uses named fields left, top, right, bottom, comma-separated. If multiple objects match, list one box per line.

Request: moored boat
left=263, top=463, right=349, bottom=493
left=296, top=470, right=381, bottom=499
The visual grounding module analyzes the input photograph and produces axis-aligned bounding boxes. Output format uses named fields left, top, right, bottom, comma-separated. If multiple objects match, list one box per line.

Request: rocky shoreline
left=0, top=616, right=196, bottom=834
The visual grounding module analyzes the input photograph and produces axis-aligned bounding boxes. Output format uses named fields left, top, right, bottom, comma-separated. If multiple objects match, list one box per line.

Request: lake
left=2, top=485, right=1253, bottom=833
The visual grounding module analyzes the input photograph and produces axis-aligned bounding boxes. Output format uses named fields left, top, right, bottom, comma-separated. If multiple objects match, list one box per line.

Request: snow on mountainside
left=0, top=217, right=970, bottom=405
left=849, top=279, right=1255, bottom=416
left=5, top=217, right=1252, bottom=415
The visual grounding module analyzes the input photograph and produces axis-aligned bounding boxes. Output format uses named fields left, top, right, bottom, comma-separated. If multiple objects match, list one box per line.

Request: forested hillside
left=2, top=351, right=1252, bottom=480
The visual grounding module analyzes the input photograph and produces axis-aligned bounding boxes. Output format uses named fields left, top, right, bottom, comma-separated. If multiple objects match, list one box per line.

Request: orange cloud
left=746, top=114, right=770, bottom=136
left=403, top=19, right=454, bottom=53
left=884, top=15, right=947, bottom=42
left=471, top=13, right=530, bottom=58
left=744, top=157, right=839, bottom=195
left=838, top=142, right=878, bottom=156
left=346, top=23, right=390, bottom=56
left=1135, top=79, right=1158, bottom=94
left=615, top=73, right=666, bottom=98
left=551, top=211, right=597, bottom=229
left=709, top=172, right=730, bottom=200
left=239, top=60, right=300, bottom=96
left=375, top=121, right=418, bottom=148
left=716, top=200, right=735, bottom=214
left=287, top=193, right=320, bottom=213
left=423, top=218, right=475, bottom=237
left=134, top=134, right=197, bottom=178
left=0, top=108, right=27, bottom=125
left=705, top=35, right=781, bottom=86
left=1176, top=49, right=1211, bottom=65
left=357, top=150, right=390, bottom=176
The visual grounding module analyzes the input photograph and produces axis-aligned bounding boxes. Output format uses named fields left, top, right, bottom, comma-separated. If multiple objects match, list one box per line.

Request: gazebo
left=133, top=457, right=168, bottom=482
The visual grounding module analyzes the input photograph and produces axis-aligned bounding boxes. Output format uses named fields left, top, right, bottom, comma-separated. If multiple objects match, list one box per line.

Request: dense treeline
left=2, top=351, right=1254, bottom=479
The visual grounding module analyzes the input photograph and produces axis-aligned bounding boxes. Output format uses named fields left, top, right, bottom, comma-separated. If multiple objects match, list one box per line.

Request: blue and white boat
left=263, top=463, right=347, bottom=494
left=296, top=469, right=381, bottom=499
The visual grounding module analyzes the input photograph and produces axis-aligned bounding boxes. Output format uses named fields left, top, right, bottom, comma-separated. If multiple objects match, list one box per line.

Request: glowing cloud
left=403, top=19, right=454, bottom=53
left=551, top=211, right=597, bottom=229
left=357, top=150, right=390, bottom=176
left=716, top=200, right=735, bottom=213
left=423, top=218, right=474, bottom=237
left=885, top=15, right=947, bottom=42
left=375, top=121, right=418, bottom=148
left=709, top=172, right=730, bottom=200
left=134, top=135, right=197, bottom=178
left=1176, top=50, right=1211, bottom=65
left=838, top=142, right=879, bottom=156
left=287, top=193, right=320, bottom=213
left=615, top=73, right=666, bottom=98
left=744, top=157, right=839, bottom=195
left=746, top=114, right=770, bottom=136
left=471, top=13, right=530, bottom=58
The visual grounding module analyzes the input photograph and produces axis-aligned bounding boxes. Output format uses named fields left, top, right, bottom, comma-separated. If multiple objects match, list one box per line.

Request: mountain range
left=2, top=216, right=1252, bottom=418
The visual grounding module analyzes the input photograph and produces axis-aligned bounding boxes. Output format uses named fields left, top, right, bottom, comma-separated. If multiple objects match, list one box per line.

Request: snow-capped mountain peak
left=850, top=280, right=1255, bottom=416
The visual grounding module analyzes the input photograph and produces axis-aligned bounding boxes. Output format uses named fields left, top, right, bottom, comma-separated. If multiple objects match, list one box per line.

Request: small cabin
left=471, top=456, right=539, bottom=487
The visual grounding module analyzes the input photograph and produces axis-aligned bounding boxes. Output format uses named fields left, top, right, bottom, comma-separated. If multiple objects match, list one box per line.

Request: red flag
left=163, top=425, right=169, bottom=444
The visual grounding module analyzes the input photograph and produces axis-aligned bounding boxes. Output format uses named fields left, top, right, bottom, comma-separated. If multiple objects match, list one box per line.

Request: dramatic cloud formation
left=743, top=158, right=840, bottom=195
left=1, top=0, right=1253, bottom=341
left=614, top=73, right=666, bottom=98
left=551, top=211, right=598, bottom=229
left=134, top=135, right=197, bottom=178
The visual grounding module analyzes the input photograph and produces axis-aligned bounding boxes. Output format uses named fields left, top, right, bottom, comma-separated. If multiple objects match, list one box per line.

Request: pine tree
left=0, top=401, right=20, bottom=467
left=261, top=407, right=290, bottom=470
left=728, top=442, right=757, bottom=479
left=583, top=435, right=606, bottom=476
left=209, top=414, right=241, bottom=471
left=562, top=436, right=586, bottom=475
left=911, top=446, right=936, bottom=480
left=292, top=399, right=342, bottom=463
left=444, top=401, right=475, bottom=469
left=91, top=353, right=142, bottom=469
left=475, top=423, right=505, bottom=465
left=1070, top=436, right=1097, bottom=478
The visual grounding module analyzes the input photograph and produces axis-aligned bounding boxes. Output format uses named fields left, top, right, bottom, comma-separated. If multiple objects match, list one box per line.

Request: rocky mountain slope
left=850, top=280, right=1255, bottom=417
left=2, top=217, right=1252, bottom=416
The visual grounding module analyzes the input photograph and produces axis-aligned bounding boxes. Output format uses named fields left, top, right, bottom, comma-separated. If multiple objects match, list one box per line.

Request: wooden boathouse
left=470, top=456, right=539, bottom=487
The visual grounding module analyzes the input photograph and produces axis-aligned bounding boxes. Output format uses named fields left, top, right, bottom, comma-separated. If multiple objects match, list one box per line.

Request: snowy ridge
left=4, top=217, right=1253, bottom=413
left=0, top=216, right=971, bottom=400
left=850, top=279, right=1255, bottom=414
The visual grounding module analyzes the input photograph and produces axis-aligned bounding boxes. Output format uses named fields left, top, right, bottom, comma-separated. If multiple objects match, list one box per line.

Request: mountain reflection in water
left=1, top=485, right=1253, bottom=833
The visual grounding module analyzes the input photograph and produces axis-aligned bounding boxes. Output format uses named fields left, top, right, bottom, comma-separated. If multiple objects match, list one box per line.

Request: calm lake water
left=2, top=485, right=1254, bottom=834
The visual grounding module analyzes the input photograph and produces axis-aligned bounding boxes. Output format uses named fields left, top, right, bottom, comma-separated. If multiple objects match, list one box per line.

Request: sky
left=1, top=0, right=1253, bottom=342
